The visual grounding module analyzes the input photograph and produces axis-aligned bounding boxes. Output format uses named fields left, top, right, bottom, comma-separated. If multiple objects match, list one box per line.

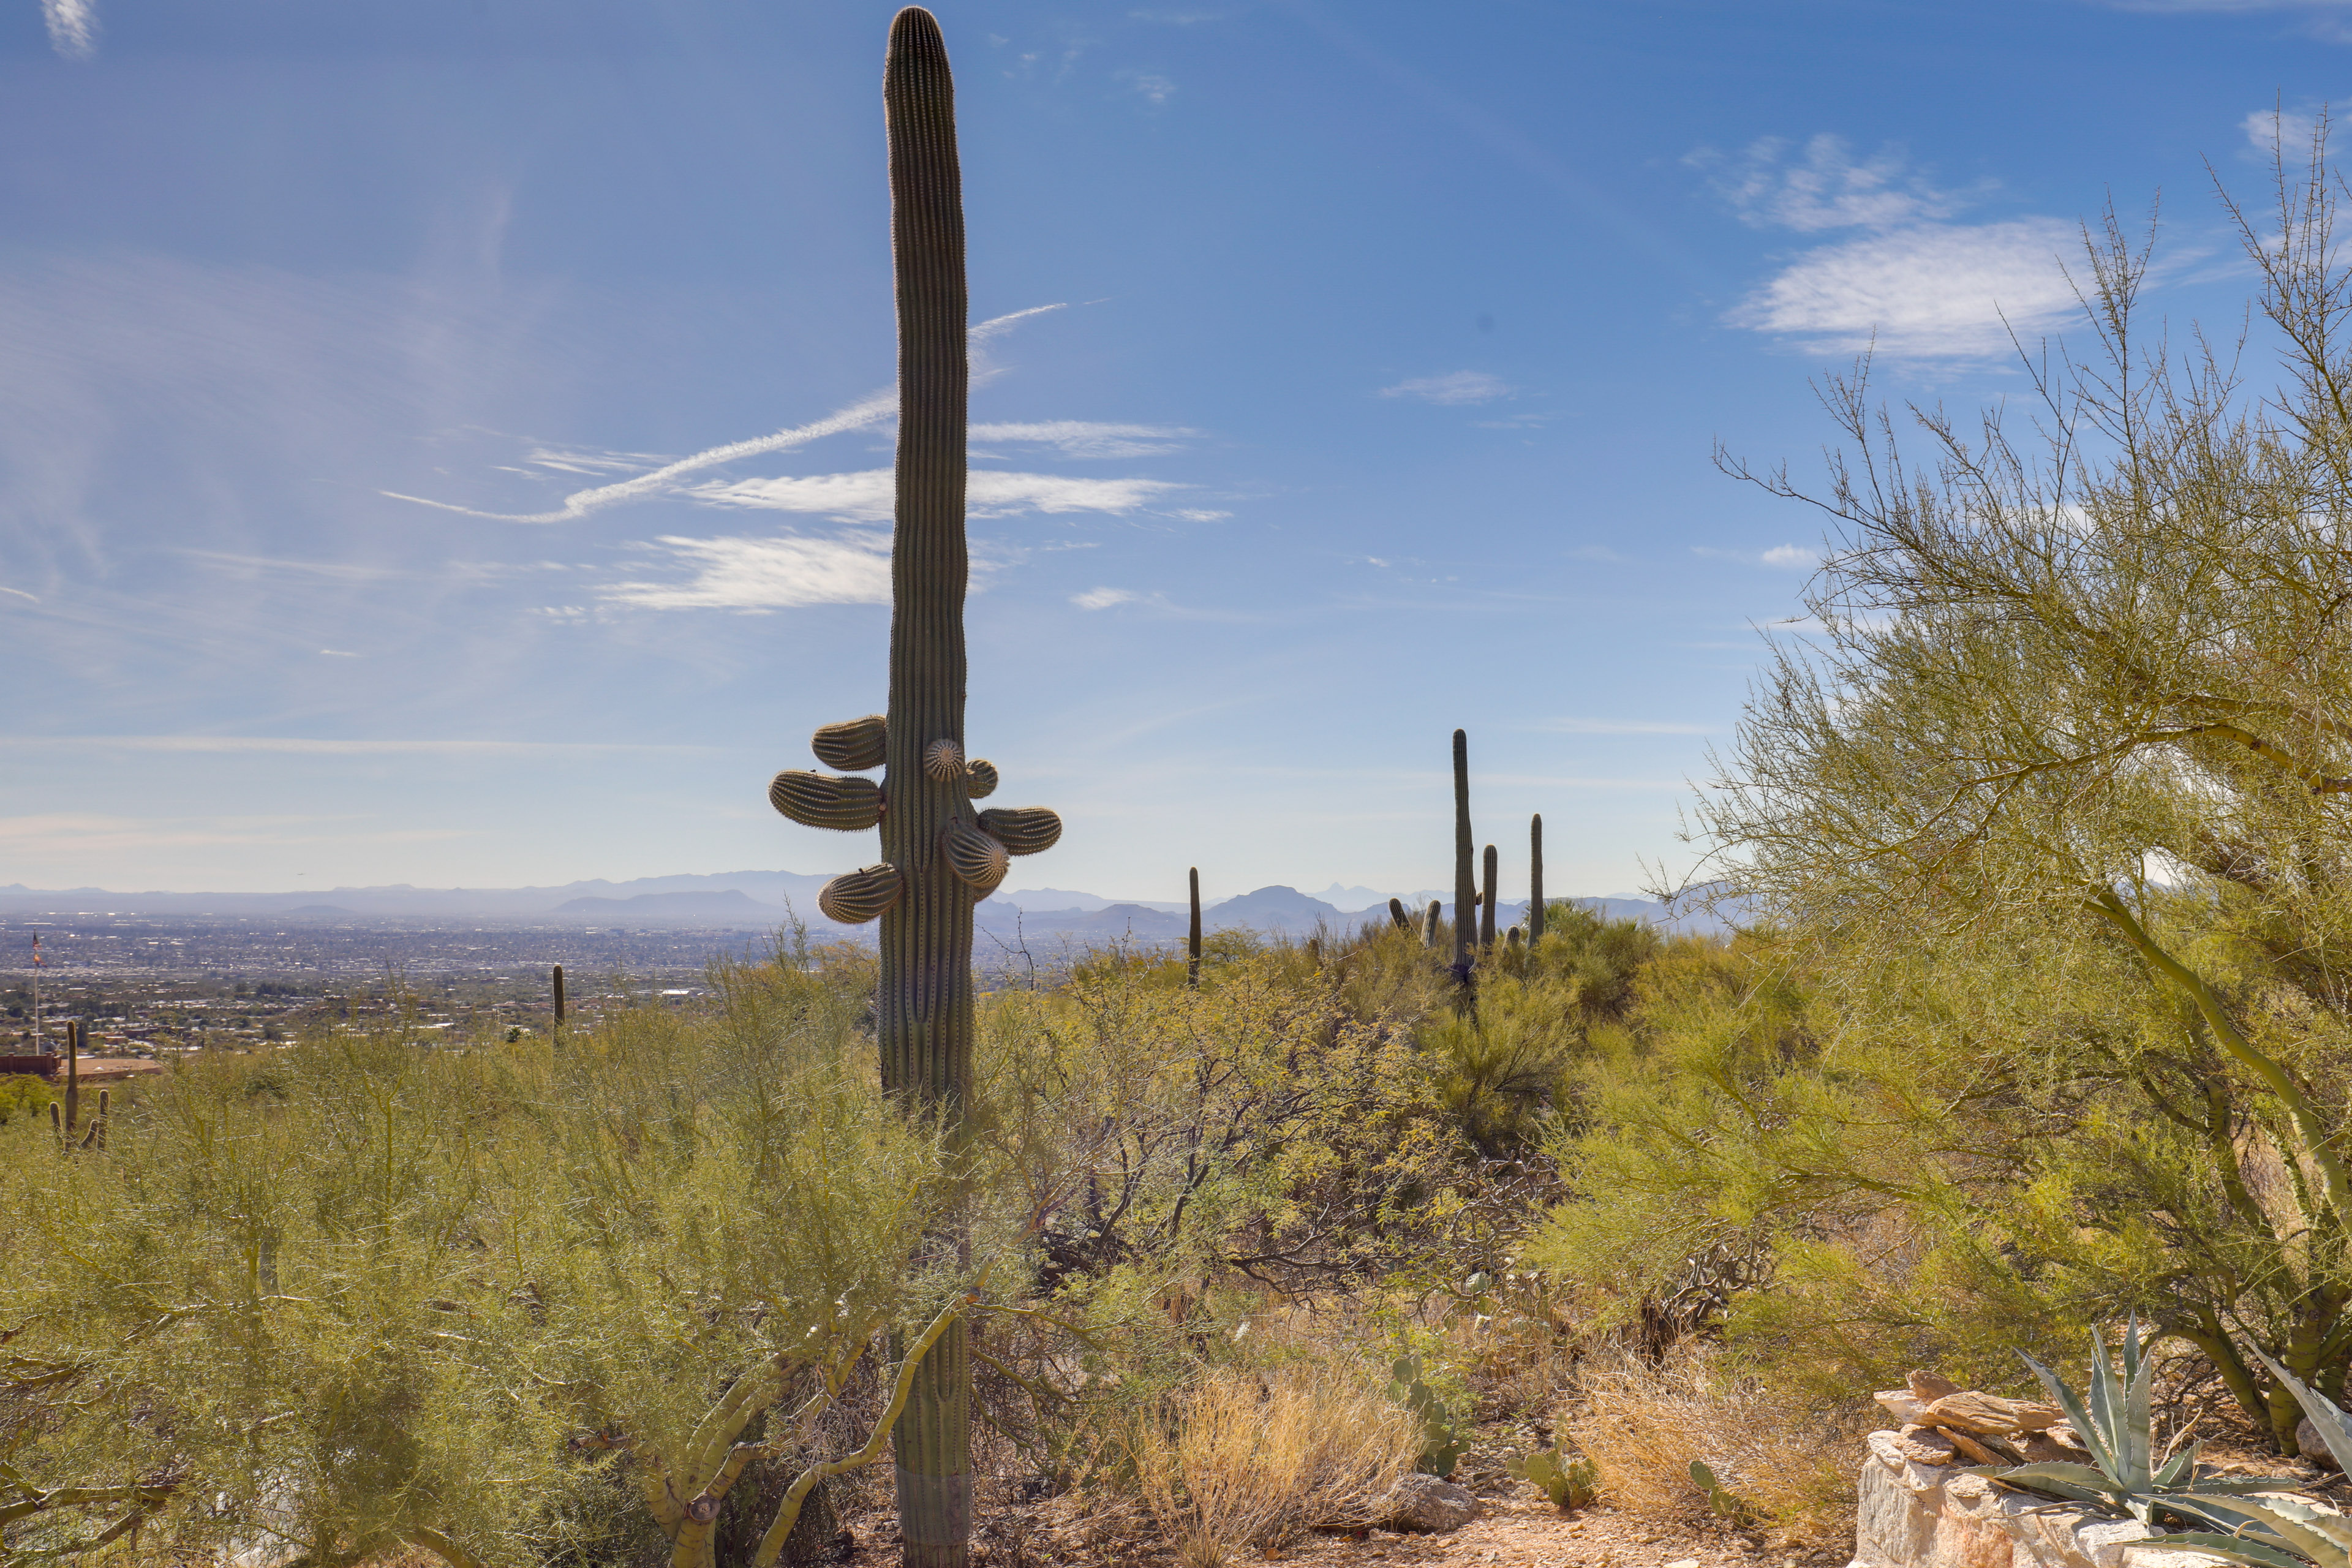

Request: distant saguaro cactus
left=1422, top=899, right=1441, bottom=947
left=63, top=1019, right=80, bottom=1135
left=1188, top=867, right=1202, bottom=987
left=1529, top=813, right=1545, bottom=942
left=1480, top=844, right=1499, bottom=950
left=760, top=15, right=1060, bottom=1562
left=1451, top=729, right=1475, bottom=985
left=1389, top=896, right=1410, bottom=931
left=552, top=964, right=566, bottom=1028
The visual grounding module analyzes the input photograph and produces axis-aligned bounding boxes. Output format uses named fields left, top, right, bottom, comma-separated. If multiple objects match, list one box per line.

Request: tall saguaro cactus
left=1480, top=844, right=1499, bottom=950
left=1450, top=729, right=1476, bottom=984
left=764, top=14, right=1061, bottom=1563
left=1529, top=813, right=1545, bottom=942
left=1188, top=867, right=1202, bottom=987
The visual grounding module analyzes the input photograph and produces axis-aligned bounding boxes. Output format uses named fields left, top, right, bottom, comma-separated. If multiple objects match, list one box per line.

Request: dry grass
left=1128, top=1360, right=1420, bottom=1568
left=1572, top=1343, right=1863, bottom=1548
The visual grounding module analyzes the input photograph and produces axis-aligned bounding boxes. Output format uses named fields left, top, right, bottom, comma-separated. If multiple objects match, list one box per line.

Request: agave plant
left=2147, top=1349, right=2352, bottom=1568
left=1977, top=1318, right=2297, bottom=1526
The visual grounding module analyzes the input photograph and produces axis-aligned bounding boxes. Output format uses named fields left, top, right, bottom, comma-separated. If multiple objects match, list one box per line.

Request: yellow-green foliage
left=0, top=948, right=966, bottom=1568
left=0, top=1072, right=51, bottom=1126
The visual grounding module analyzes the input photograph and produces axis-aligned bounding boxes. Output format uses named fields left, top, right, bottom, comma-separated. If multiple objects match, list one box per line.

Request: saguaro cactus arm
left=770, top=772, right=885, bottom=832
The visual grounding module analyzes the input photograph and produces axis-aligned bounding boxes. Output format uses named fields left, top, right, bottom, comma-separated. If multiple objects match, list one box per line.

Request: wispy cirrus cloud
left=1379, top=370, right=1512, bottom=405
left=1071, top=587, right=1139, bottom=609
left=43, top=0, right=97, bottom=58
left=604, top=535, right=891, bottom=611
left=688, top=469, right=1186, bottom=522
left=381, top=304, right=1075, bottom=526
left=1692, top=134, right=1980, bottom=232
left=969, top=420, right=1198, bottom=458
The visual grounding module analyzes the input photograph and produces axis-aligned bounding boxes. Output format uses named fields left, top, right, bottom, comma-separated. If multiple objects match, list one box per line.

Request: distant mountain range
left=0, top=872, right=1723, bottom=937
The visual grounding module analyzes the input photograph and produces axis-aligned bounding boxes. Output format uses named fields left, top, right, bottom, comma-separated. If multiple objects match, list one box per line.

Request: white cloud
left=1072, top=587, right=1139, bottom=609
left=1728, top=217, right=2079, bottom=358
left=383, top=304, right=1069, bottom=524
left=2244, top=106, right=2325, bottom=153
left=43, top=0, right=96, bottom=59
left=605, top=534, right=892, bottom=610
left=1121, top=72, right=1177, bottom=105
left=1694, top=135, right=1974, bottom=233
left=1761, top=543, right=1814, bottom=567
left=1379, top=370, right=1512, bottom=405
left=688, top=468, right=1185, bottom=522
left=968, top=420, right=1198, bottom=458
left=1172, top=508, right=1231, bottom=521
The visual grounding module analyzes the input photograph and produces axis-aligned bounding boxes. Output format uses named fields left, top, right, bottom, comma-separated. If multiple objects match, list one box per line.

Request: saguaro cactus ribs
left=763, top=13, right=1060, bottom=1562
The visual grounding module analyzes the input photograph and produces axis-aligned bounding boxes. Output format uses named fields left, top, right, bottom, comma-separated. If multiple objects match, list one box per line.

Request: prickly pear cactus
left=1389, top=1353, right=1468, bottom=1479
left=759, top=15, right=1060, bottom=1562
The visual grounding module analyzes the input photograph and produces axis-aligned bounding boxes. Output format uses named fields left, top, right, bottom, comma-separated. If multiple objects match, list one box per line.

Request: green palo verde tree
left=764, top=11, right=1060, bottom=1563
left=1687, top=134, right=2352, bottom=1447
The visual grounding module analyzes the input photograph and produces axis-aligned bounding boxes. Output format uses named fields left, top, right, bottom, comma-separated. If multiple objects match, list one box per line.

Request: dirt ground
left=832, top=1448, right=1856, bottom=1568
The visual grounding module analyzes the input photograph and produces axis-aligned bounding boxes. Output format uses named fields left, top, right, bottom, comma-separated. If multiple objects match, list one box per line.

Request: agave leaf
left=2137, top=1532, right=2309, bottom=1568
left=2238, top=1497, right=2352, bottom=1555
left=1975, top=1464, right=2122, bottom=1508
left=2231, top=1507, right=2351, bottom=1568
left=2123, top=1332, right=2156, bottom=1491
left=2023, top=1351, right=2119, bottom=1481
left=2176, top=1495, right=2352, bottom=1568
left=2252, top=1347, right=2352, bottom=1479
left=2088, top=1326, right=2130, bottom=1483
left=2172, top=1477, right=2320, bottom=1498
left=2123, top=1313, right=2146, bottom=1385
left=2157, top=1441, right=2202, bottom=1488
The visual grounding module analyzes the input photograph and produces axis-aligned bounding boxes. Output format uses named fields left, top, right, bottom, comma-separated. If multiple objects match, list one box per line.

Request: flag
left=29, top=934, right=39, bottom=967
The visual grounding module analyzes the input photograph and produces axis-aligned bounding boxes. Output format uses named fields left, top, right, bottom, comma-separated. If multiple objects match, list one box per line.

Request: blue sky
left=0, top=0, right=2337, bottom=902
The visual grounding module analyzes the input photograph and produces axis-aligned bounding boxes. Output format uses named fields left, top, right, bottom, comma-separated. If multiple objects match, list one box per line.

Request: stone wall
left=1849, top=1431, right=2216, bottom=1568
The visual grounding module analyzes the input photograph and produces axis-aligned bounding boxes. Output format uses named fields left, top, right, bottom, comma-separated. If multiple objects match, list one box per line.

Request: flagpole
left=29, top=934, right=41, bottom=1056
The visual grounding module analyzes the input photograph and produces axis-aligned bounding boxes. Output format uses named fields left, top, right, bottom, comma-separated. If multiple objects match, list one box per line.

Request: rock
left=1876, top=1390, right=1929, bottom=1425
left=1908, top=1370, right=1963, bottom=1401
left=1893, top=1425, right=1959, bottom=1466
left=2301, top=1417, right=2342, bottom=1470
left=1923, top=1390, right=2066, bottom=1435
left=1376, top=1473, right=1483, bottom=1533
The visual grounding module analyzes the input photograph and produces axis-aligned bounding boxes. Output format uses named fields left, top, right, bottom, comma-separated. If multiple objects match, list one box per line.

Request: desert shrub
left=0, top=944, right=977, bottom=1568
left=1127, top=1358, right=1417, bottom=1566
left=0, top=1072, right=50, bottom=1126
left=1572, top=1343, right=1860, bottom=1548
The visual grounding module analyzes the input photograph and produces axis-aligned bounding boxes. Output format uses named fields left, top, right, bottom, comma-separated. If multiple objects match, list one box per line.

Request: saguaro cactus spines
left=1480, top=844, right=1499, bottom=950
left=1529, top=813, right=1545, bottom=943
left=759, top=16, right=1060, bottom=1564
left=1451, top=729, right=1476, bottom=984
left=1188, top=867, right=1202, bottom=987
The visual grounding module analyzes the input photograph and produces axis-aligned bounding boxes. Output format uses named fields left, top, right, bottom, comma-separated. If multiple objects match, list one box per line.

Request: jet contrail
left=381, top=304, right=1070, bottom=525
